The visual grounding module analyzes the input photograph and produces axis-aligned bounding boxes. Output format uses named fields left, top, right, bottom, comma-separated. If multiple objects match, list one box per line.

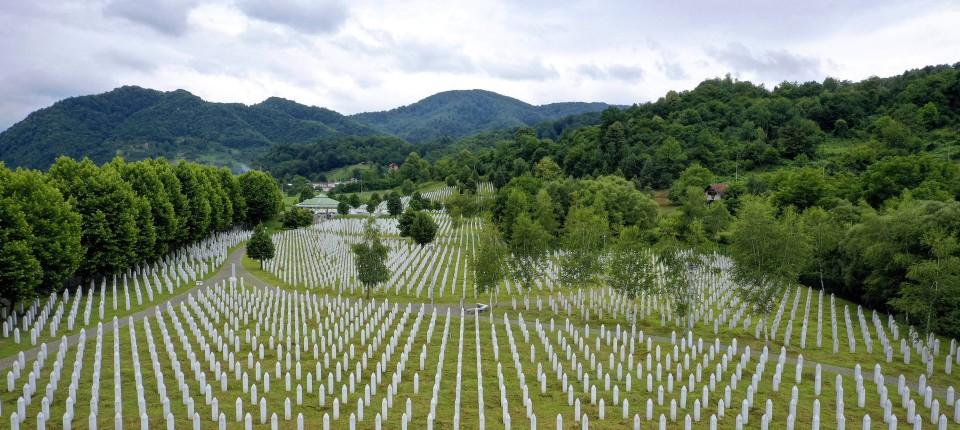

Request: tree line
left=454, top=64, right=960, bottom=337
left=0, top=156, right=282, bottom=306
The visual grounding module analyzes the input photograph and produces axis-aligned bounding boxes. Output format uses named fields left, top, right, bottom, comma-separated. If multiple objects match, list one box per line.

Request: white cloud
left=0, top=0, right=958, bottom=129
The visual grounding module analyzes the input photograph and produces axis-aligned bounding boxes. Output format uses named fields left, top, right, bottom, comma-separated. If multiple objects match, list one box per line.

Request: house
left=388, top=162, right=400, bottom=171
left=704, top=183, right=728, bottom=203
left=295, top=194, right=341, bottom=218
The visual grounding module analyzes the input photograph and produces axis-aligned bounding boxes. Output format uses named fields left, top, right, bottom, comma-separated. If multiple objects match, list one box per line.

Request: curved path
left=0, top=247, right=952, bottom=400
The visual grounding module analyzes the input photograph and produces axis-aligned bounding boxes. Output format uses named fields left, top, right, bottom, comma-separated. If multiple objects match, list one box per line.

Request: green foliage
left=605, top=226, right=657, bottom=299
left=771, top=167, right=835, bottom=210
left=352, top=89, right=609, bottom=143
left=575, top=176, right=658, bottom=232
left=776, top=116, right=824, bottom=159
left=558, top=204, right=608, bottom=288
left=873, top=115, right=918, bottom=153
left=398, top=208, right=416, bottom=237
left=0, top=195, right=43, bottom=305
left=239, top=170, right=283, bottom=225
left=387, top=193, right=403, bottom=216
left=348, top=194, right=361, bottom=208
left=860, top=153, right=960, bottom=206
left=337, top=201, right=350, bottom=215
left=840, top=198, right=960, bottom=315
left=408, top=211, right=438, bottom=247
left=729, top=197, right=811, bottom=328
left=799, top=206, right=848, bottom=290
left=473, top=221, right=508, bottom=296
left=533, top=189, right=559, bottom=238
left=534, top=156, right=562, bottom=181
left=0, top=167, right=82, bottom=292
left=48, top=157, right=141, bottom=277
left=280, top=207, right=314, bottom=229
left=351, top=220, right=391, bottom=298
left=1, top=155, right=249, bottom=304
left=889, top=229, right=960, bottom=336
left=299, top=187, right=315, bottom=202
left=655, top=239, right=700, bottom=322
left=262, top=136, right=413, bottom=181
left=669, top=164, right=715, bottom=203
left=445, top=193, right=481, bottom=223
left=246, top=224, right=274, bottom=268
left=507, top=213, right=551, bottom=293
left=0, top=86, right=382, bottom=170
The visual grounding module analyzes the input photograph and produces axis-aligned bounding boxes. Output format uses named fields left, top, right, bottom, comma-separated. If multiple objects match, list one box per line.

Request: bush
left=280, top=207, right=314, bottom=228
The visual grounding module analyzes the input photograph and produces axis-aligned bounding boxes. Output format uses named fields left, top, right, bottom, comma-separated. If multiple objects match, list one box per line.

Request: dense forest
left=0, top=157, right=282, bottom=306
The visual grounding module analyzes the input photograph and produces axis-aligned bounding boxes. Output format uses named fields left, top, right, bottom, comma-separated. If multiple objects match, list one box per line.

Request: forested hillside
left=0, top=86, right=380, bottom=170
left=351, top=89, right=611, bottom=143
left=0, top=87, right=609, bottom=171
left=416, top=63, right=960, bottom=336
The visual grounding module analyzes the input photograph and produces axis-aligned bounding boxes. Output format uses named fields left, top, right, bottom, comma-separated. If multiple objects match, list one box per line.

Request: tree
left=508, top=213, right=551, bottom=294
left=176, top=162, right=212, bottom=242
left=799, top=206, right=846, bottom=290
left=773, top=167, right=834, bottom=210
left=873, top=115, right=917, bottom=153
left=558, top=204, right=609, bottom=288
left=534, top=156, right=562, bottom=181
left=575, top=175, right=658, bottom=232
left=605, top=226, right=657, bottom=303
left=367, top=194, right=381, bottom=213
left=401, top=180, right=415, bottom=195
left=889, top=229, right=960, bottom=336
left=398, top=208, right=416, bottom=237
left=337, top=201, right=350, bottom=215
left=387, top=193, right=403, bottom=216
left=239, top=170, right=283, bottom=225
left=776, top=116, right=824, bottom=159
left=0, top=196, right=43, bottom=306
left=48, top=157, right=141, bottom=278
left=656, top=238, right=702, bottom=328
left=533, top=189, right=559, bottom=239
left=152, top=160, right=191, bottom=243
left=348, top=194, right=361, bottom=208
left=299, top=187, right=315, bottom=202
left=474, top=221, right=508, bottom=309
left=280, top=207, right=314, bottom=228
left=669, top=164, right=715, bottom=203
left=118, top=160, right=178, bottom=258
left=729, top=197, right=811, bottom=340
left=352, top=220, right=391, bottom=299
left=246, top=224, right=274, bottom=269
left=1, top=168, right=82, bottom=292
left=409, top=211, right=438, bottom=247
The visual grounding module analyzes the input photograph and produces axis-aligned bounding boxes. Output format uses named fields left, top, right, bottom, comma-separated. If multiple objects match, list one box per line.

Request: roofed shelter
left=295, top=195, right=340, bottom=217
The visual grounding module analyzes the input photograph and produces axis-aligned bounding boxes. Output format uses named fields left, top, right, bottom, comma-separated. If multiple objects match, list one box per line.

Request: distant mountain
left=0, top=86, right=613, bottom=170
left=0, top=86, right=379, bottom=170
left=352, top=89, right=611, bottom=143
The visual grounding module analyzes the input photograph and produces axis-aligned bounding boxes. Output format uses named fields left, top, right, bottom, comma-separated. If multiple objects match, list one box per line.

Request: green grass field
left=3, top=214, right=958, bottom=429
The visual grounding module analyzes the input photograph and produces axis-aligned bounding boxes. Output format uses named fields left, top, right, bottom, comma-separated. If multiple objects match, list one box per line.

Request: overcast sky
left=2, top=0, right=959, bottom=130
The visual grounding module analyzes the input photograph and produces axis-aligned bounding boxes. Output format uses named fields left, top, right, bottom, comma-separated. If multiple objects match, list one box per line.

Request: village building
left=704, top=183, right=728, bottom=203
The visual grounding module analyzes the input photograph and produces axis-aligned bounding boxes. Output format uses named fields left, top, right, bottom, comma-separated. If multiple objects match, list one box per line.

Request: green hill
left=0, top=87, right=611, bottom=171
left=351, top=89, right=611, bottom=143
left=0, top=87, right=379, bottom=170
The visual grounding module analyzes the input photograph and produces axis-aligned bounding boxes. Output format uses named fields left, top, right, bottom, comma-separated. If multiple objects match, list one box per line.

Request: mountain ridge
left=0, top=87, right=614, bottom=170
